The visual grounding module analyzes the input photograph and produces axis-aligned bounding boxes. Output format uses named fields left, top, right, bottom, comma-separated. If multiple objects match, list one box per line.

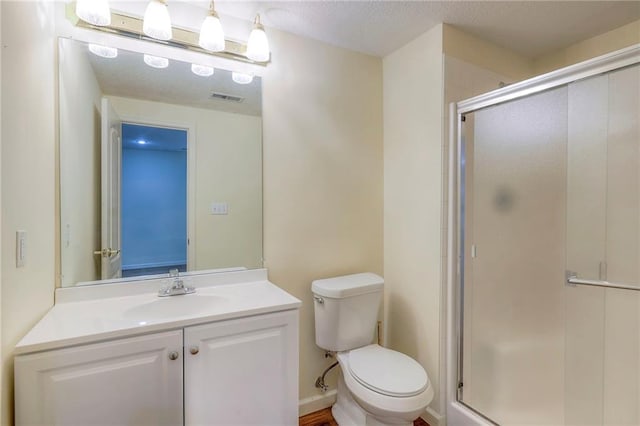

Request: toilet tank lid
left=312, top=273, right=383, bottom=298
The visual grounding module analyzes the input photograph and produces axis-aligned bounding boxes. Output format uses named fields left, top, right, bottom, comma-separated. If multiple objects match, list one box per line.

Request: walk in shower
left=448, top=46, right=640, bottom=425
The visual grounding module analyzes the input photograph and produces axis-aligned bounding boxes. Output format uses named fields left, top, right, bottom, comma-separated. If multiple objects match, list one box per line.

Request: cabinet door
left=15, top=330, right=183, bottom=426
left=184, top=310, right=299, bottom=426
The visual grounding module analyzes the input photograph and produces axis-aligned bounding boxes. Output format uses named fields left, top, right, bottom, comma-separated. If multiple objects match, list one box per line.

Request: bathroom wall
left=262, top=28, right=383, bottom=414
left=383, top=24, right=444, bottom=420
left=443, top=25, right=533, bottom=81
left=110, top=96, right=263, bottom=272
left=533, top=19, right=640, bottom=75
left=0, top=1, right=57, bottom=423
left=59, top=37, right=102, bottom=286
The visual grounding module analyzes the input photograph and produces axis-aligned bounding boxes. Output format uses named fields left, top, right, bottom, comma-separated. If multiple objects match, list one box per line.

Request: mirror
left=59, top=37, right=263, bottom=287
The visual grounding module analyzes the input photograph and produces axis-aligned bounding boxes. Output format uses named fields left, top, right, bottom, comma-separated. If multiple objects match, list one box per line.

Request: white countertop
left=16, top=269, right=301, bottom=355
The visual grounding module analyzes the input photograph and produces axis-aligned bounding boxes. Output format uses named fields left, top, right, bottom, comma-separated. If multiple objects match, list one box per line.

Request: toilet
left=312, top=273, right=434, bottom=426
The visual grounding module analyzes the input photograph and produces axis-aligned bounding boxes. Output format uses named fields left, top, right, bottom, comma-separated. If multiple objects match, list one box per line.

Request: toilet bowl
left=312, top=273, right=433, bottom=426
left=333, top=344, right=434, bottom=426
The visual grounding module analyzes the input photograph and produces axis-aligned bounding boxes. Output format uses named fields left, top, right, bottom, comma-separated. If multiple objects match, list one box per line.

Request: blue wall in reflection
left=121, top=123, right=187, bottom=272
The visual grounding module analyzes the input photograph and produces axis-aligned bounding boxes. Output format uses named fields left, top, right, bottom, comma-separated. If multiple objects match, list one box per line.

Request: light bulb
left=232, top=72, right=253, bottom=85
left=143, top=0, right=172, bottom=41
left=199, top=4, right=225, bottom=52
left=76, top=0, right=111, bottom=26
left=88, top=44, right=118, bottom=58
left=144, top=54, right=169, bottom=69
left=191, top=64, right=214, bottom=77
left=246, top=14, right=269, bottom=62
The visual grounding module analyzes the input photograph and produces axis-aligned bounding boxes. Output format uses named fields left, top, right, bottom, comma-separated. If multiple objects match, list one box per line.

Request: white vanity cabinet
left=15, top=330, right=184, bottom=425
left=15, top=310, right=299, bottom=426
left=184, top=310, right=299, bottom=425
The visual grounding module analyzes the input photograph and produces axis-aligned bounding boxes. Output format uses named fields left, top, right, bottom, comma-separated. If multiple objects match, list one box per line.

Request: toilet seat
left=347, top=345, right=428, bottom=397
left=336, top=345, right=434, bottom=420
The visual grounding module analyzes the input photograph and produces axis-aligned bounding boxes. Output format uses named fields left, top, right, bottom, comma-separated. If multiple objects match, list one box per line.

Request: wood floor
left=299, top=407, right=429, bottom=426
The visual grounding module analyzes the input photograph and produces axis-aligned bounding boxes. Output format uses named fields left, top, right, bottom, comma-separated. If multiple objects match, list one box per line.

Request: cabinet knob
left=168, top=351, right=179, bottom=361
left=189, top=346, right=199, bottom=355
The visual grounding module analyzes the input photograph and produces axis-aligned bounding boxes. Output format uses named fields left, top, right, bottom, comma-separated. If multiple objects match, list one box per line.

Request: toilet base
left=332, top=375, right=413, bottom=426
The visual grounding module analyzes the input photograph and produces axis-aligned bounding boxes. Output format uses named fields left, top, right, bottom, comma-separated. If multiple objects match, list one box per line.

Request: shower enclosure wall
left=447, top=46, right=640, bottom=425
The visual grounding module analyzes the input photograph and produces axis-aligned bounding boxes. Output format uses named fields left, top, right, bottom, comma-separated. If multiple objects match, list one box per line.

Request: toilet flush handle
left=313, top=295, right=324, bottom=304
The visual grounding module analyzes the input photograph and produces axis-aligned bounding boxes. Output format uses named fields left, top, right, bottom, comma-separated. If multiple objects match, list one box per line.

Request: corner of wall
left=383, top=22, right=445, bottom=415
left=442, top=24, right=533, bottom=81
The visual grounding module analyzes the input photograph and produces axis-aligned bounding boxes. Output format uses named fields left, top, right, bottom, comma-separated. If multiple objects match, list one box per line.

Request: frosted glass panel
left=461, top=86, right=568, bottom=424
left=565, top=65, right=640, bottom=426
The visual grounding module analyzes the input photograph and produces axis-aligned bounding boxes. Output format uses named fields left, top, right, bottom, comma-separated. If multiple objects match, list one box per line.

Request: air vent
left=210, top=92, right=244, bottom=102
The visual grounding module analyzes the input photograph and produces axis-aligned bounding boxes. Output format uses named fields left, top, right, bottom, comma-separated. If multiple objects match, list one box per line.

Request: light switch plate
left=210, top=202, right=228, bottom=215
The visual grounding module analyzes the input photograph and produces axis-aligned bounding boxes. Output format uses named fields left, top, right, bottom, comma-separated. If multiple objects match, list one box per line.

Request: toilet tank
left=312, top=273, right=383, bottom=352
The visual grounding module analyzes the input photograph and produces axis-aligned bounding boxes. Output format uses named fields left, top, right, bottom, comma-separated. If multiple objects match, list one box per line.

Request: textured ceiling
left=207, top=0, right=640, bottom=58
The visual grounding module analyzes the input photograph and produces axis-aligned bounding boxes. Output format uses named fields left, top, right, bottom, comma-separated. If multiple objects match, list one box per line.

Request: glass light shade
left=143, top=0, right=172, bottom=41
left=191, top=64, right=214, bottom=77
left=144, top=54, right=169, bottom=69
left=199, top=13, right=225, bottom=52
left=246, top=25, right=269, bottom=62
left=232, top=72, right=253, bottom=85
left=76, top=0, right=111, bottom=26
left=88, top=44, right=118, bottom=58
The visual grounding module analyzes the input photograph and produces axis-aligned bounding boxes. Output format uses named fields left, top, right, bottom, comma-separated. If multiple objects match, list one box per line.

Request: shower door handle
left=566, top=271, right=639, bottom=292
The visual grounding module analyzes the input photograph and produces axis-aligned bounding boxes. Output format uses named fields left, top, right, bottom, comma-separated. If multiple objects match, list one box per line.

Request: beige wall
left=109, top=97, right=263, bottom=272
left=383, top=24, right=444, bottom=418
left=1, top=1, right=57, bottom=424
left=533, top=19, right=640, bottom=75
left=59, top=37, right=102, bottom=286
left=443, top=24, right=533, bottom=82
left=262, top=27, right=383, bottom=412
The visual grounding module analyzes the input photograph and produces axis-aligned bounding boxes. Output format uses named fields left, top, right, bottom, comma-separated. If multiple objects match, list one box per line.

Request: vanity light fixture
left=246, top=14, right=270, bottom=62
left=143, top=0, right=172, bottom=41
left=76, top=0, right=111, bottom=26
left=191, top=64, right=215, bottom=77
left=88, top=43, right=118, bottom=58
left=68, top=3, right=271, bottom=67
left=198, top=1, right=225, bottom=52
left=232, top=71, right=253, bottom=85
left=144, top=54, right=169, bottom=69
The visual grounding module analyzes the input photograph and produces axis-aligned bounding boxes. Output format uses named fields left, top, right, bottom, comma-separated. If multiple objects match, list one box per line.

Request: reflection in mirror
left=59, top=37, right=263, bottom=287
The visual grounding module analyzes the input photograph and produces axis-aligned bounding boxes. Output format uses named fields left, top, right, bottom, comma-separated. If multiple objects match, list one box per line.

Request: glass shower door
left=460, top=85, right=569, bottom=424
left=458, top=63, right=640, bottom=425
left=565, top=64, right=640, bottom=426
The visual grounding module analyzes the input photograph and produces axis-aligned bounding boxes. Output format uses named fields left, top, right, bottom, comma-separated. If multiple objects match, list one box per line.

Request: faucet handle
left=169, top=268, right=179, bottom=278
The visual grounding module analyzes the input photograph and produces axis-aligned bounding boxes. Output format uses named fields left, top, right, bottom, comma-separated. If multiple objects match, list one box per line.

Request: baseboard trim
left=298, top=390, right=337, bottom=417
left=422, top=407, right=445, bottom=426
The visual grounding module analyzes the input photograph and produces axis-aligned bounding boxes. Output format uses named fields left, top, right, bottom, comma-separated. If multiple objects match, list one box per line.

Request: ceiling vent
left=210, top=92, right=244, bottom=102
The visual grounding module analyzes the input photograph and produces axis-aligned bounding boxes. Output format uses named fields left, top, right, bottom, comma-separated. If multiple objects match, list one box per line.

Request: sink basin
left=123, top=295, right=220, bottom=322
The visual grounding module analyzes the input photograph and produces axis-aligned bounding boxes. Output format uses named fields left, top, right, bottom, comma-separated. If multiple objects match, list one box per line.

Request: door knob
left=190, top=346, right=199, bottom=355
left=93, top=248, right=121, bottom=258
left=168, top=351, right=179, bottom=360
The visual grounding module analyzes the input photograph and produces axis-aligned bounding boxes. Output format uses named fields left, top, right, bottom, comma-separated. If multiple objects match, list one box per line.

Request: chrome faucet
left=158, top=269, right=196, bottom=297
